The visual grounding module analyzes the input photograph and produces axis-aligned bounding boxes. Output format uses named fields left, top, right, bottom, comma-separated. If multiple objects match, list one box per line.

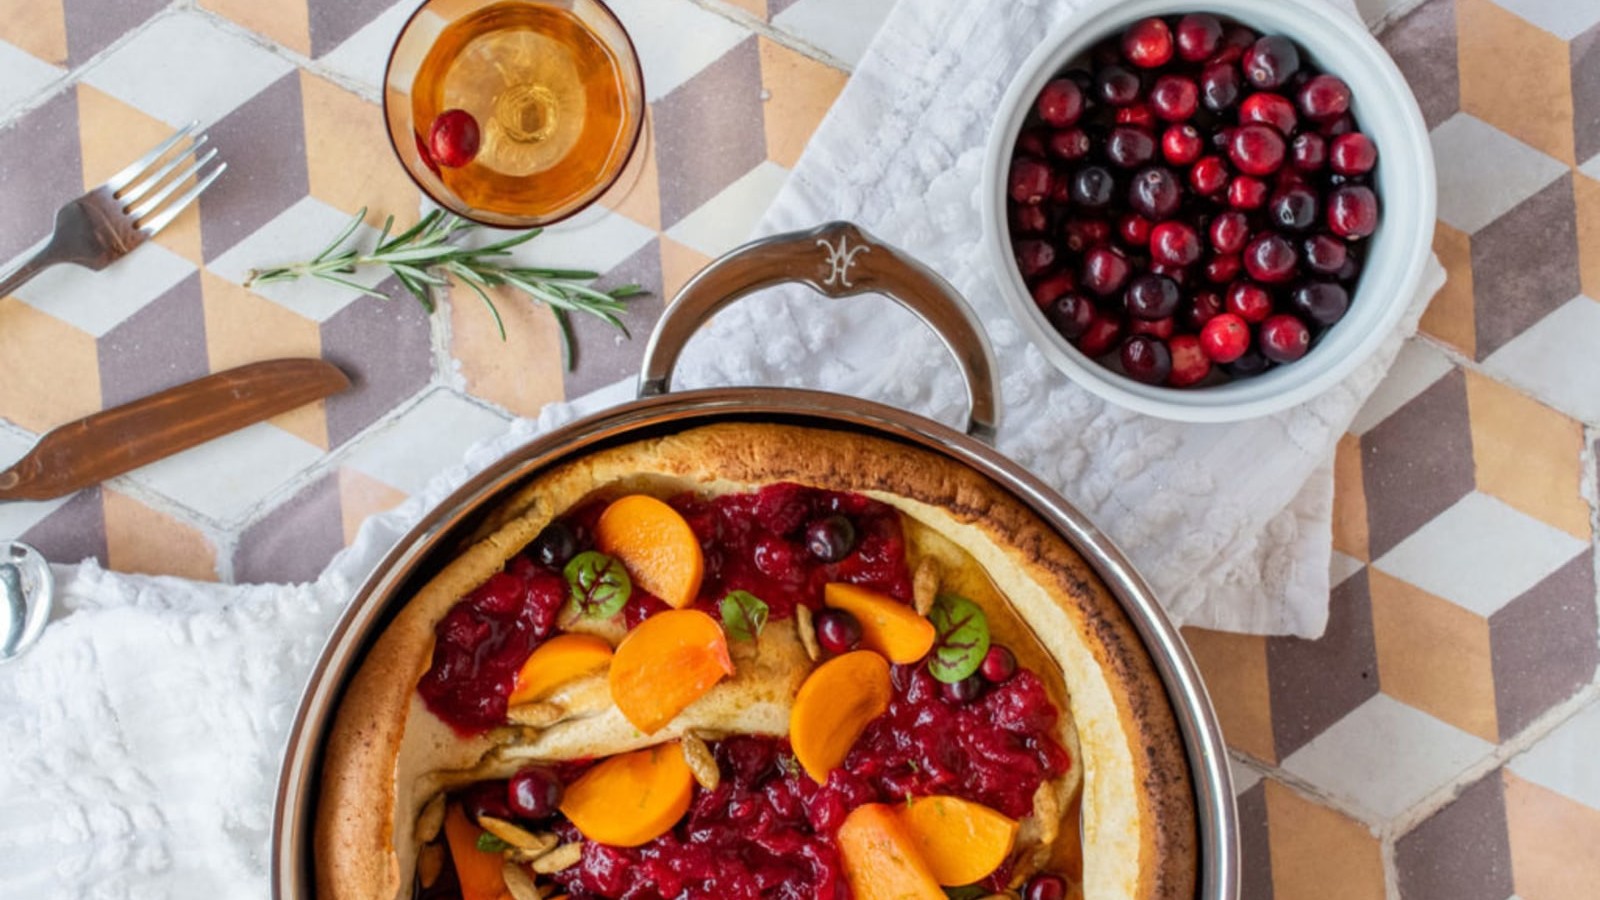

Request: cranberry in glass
left=1077, top=312, right=1124, bottom=356
left=1120, top=335, right=1172, bottom=385
left=1244, top=233, right=1298, bottom=283
left=1330, top=133, right=1377, bottom=176
left=1125, top=273, right=1181, bottom=319
left=1270, top=185, right=1319, bottom=231
left=1070, top=165, right=1115, bottom=208
left=814, top=608, right=863, bottom=654
left=1260, top=313, right=1311, bottom=362
left=1063, top=216, right=1111, bottom=252
left=1150, top=221, right=1201, bottom=267
left=1024, top=874, right=1069, bottom=900
left=1200, top=62, right=1241, bottom=111
left=1081, top=245, right=1131, bottom=295
left=1290, top=282, right=1350, bottom=326
left=1122, top=17, right=1173, bottom=68
left=1291, top=132, right=1327, bottom=171
left=1210, top=211, right=1249, bottom=254
left=1328, top=185, right=1379, bottom=238
left=805, top=515, right=857, bottom=562
left=428, top=109, right=481, bottom=168
left=415, top=132, right=441, bottom=176
left=530, top=521, right=578, bottom=569
left=1047, top=293, right=1096, bottom=339
left=1205, top=253, right=1242, bottom=284
left=1303, top=234, right=1347, bottom=274
left=1129, top=166, right=1181, bottom=219
left=1050, top=128, right=1092, bottom=160
left=1187, top=290, right=1224, bottom=329
left=1228, top=175, right=1267, bottom=209
left=1176, top=13, right=1223, bottom=62
left=1013, top=240, right=1055, bottom=279
left=1009, top=158, right=1053, bottom=205
left=1012, top=203, right=1048, bottom=235
left=1129, top=315, right=1175, bottom=339
left=1162, top=124, right=1203, bottom=165
left=1097, top=64, right=1141, bottom=106
left=507, top=768, right=564, bottom=821
left=1106, top=126, right=1156, bottom=168
left=1037, top=78, right=1084, bottom=127
left=1243, top=35, right=1300, bottom=89
left=980, top=645, right=1018, bottom=683
left=1228, top=123, right=1287, bottom=176
left=1200, top=312, right=1251, bottom=363
left=1031, top=271, right=1075, bottom=309
left=1150, top=75, right=1199, bottom=121
left=1119, top=213, right=1152, bottom=246
left=1226, top=280, right=1273, bottom=323
left=1299, top=74, right=1351, bottom=120
left=1190, top=156, right=1229, bottom=195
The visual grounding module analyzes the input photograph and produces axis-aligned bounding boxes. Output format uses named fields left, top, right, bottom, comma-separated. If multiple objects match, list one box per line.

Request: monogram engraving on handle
left=817, top=233, right=872, bottom=288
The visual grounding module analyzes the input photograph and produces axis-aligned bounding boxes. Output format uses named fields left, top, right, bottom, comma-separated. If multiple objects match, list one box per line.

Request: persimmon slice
left=789, top=649, right=892, bottom=782
left=608, top=609, right=733, bottom=734
left=508, top=634, right=614, bottom=706
left=559, top=742, right=694, bottom=847
left=595, top=494, right=704, bottom=608
left=823, top=583, right=937, bottom=664
left=898, top=795, right=1019, bottom=886
left=442, top=804, right=511, bottom=900
left=837, top=803, right=945, bottom=900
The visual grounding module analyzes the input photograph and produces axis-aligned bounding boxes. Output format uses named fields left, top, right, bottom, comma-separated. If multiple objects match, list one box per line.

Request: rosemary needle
left=243, top=207, right=644, bottom=370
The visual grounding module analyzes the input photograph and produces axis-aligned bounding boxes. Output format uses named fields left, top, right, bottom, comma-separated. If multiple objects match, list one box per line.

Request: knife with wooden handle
left=0, top=358, right=351, bottom=502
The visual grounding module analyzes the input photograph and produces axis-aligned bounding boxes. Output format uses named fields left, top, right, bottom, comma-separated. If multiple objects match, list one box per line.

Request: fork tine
left=106, top=121, right=198, bottom=193
left=137, top=163, right=226, bottom=237
left=120, top=134, right=210, bottom=206
left=127, top=148, right=219, bottom=221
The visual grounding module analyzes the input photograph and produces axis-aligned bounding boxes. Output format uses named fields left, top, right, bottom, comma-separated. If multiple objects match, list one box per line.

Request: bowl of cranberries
left=983, top=0, right=1435, bottom=422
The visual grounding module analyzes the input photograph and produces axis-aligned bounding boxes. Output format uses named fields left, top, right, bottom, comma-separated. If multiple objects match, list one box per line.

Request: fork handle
left=0, top=238, right=60, bottom=298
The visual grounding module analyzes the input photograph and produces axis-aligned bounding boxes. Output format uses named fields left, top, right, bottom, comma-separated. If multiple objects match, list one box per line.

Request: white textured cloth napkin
left=0, top=0, right=1442, bottom=896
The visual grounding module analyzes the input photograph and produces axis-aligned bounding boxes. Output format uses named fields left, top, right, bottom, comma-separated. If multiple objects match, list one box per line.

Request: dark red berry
left=1167, top=334, right=1213, bottom=387
left=1062, top=216, right=1111, bottom=253
left=1081, top=246, right=1131, bottom=295
left=1097, top=64, right=1141, bottom=106
left=1200, top=61, right=1241, bottom=111
left=1290, top=281, right=1350, bottom=326
left=1016, top=130, right=1048, bottom=158
left=1071, top=165, right=1115, bottom=208
left=414, top=132, right=441, bottom=176
left=941, top=674, right=986, bottom=704
left=1011, top=203, right=1048, bottom=235
left=1321, top=112, right=1357, bottom=136
left=1176, top=13, right=1224, bottom=62
left=980, top=645, right=1018, bottom=683
left=1228, top=175, right=1267, bottom=209
left=1129, top=166, right=1181, bottom=220
left=1122, top=17, right=1173, bottom=68
left=1328, top=185, right=1379, bottom=238
left=1046, top=292, right=1096, bottom=339
left=1239, top=93, right=1297, bottom=135
left=1227, top=348, right=1271, bottom=377
left=815, top=608, right=863, bottom=654
left=1190, top=156, right=1229, bottom=195
left=1024, top=874, right=1069, bottom=900
left=461, top=782, right=514, bottom=823
left=1049, top=128, right=1092, bottom=160
left=1243, top=35, right=1300, bottom=89
left=1226, top=280, right=1273, bottom=323
left=1009, top=157, right=1054, bottom=205
left=1150, top=75, right=1199, bottom=121
left=1187, top=290, right=1224, bottom=329
left=806, top=515, right=857, bottom=562
left=1259, top=313, right=1311, bottom=362
left=1228, top=123, right=1287, bottom=176
left=1213, top=25, right=1258, bottom=64
left=1120, top=335, right=1172, bottom=384
left=1115, top=103, right=1156, bottom=129
left=1013, top=240, right=1055, bottom=279
left=1106, top=126, right=1156, bottom=168
left=1119, top=213, right=1152, bottom=245
left=1303, top=234, right=1347, bottom=274
left=530, top=522, right=578, bottom=569
left=1298, top=74, right=1351, bottom=120
left=1270, top=185, right=1319, bottom=231
left=1291, top=132, right=1327, bottom=171
left=1162, top=124, right=1204, bottom=165
left=1076, top=311, right=1125, bottom=356
left=1128, top=315, right=1176, bottom=339
left=1201, top=312, right=1251, bottom=363
left=1150, top=221, right=1201, bottom=267
left=1330, top=133, right=1377, bottom=176
left=507, top=768, right=564, bottom=821
left=1210, top=211, right=1250, bottom=254
left=1244, top=233, right=1298, bottom=283
left=1125, top=272, right=1181, bottom=319
left=1037, top=78, right=1085, bottom=127
left=1205, top=253, right=1242, bottom=284
left=1031, top=271, right=1075, bottom=309
left=428, top=109, right=481, bottom=168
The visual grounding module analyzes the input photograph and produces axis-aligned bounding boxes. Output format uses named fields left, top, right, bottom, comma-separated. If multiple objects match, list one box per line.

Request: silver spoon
left=0, top=541, right=52, bottom=663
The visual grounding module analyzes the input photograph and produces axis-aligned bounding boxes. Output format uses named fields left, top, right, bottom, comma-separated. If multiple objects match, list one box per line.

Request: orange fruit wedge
left=595, top=495, right=704, bottom=609
left=508, top=634, right=614, bottom=706
left=609, top=609, right=733, bottom=734
left=898, top=794, right=1019, bottom=886
left=823, top=583, right=936, bottom=664
left=837, top=803, right=945, bottom=900
left=559, top=742, right=694, bottom=847
left=789, top=649, right=892, bottom=782
left=442, top=804, right=511, bottom=900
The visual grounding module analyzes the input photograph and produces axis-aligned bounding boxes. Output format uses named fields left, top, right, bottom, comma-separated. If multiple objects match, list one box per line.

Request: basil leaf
left=563, top=551, right=632, bottom=620
left=719, top=590, right=769, bottom=642
left=926, top=593, right=991, bottom=684
left=476, top=832, right=509, bottom=853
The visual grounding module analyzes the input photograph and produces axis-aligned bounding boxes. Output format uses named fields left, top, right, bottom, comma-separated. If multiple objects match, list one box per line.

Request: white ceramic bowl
left=981, top=0, right=1436, bottom=423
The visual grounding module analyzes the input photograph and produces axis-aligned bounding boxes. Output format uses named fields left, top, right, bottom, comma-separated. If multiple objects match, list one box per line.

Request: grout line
left=681, top=0, right=856, bottom=73
left=1412, top=329, right=1600, bottom=429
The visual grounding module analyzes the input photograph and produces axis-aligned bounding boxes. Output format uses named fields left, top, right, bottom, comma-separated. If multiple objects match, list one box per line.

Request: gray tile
left=309, top=0, right=400, bottom=57
left=320, top=276, right=434, bottom=447
left=1267, top=569, right=1382, bottom=761
left=1396, top=770, right=1513, bottom=900
left=1471, top=174, right=1581, bottom=361
left=1572, top=21, right=1600, bottom=168
left=21, top=487, right=106, bottom=566
left=199, top=73, right=309, bottom=263
left=1237, top=780, right=1275, bottom=900
left=64, top=0, right=168, bottom=66
left=1490, top=551, right=1599, bottom=740
left=96, top=271, right=208, bottom=408
left=565, top=237, right=663, bottom=397
left=232, top=473, right=342, bottom=583
left=0, top=89, right=82, bottom=267
left=652, top=36, right=767, bottom=229
left=1361, top=368, right=1475, bottom=559
left=1380, top=0, right=1460, bottom=132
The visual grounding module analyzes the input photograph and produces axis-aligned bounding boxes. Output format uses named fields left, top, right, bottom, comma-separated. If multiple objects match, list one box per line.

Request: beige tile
left=0, top=0, right=67, bottom=65
left=300, top=71, right=420, bottom=230
left=1418, top=221, right=1475, bottom=358
left=1265, top=780, right=1387, bottom=900
left=448, top=281, right=566, bottom=418
left=337, top=467, right=408, bottom=545
left=103, top=488, right=217, bottom=580
left=722, top=0, right=768, bottom=18
left=659, top=235, right=712, bottom=301
left=200, top=271, right=328, bottom=449
left=758, top=36, right=848, bottom=169
left=1503, top=769, right=1600, bottom=900
left=1332, top=433, right=1369, bottom=562
left=1574, top=173, right=1600, bottom=302
left=1181, top=626, right=1276, bottom=764
left=200, top=0, right=311, bottom=56
left=1465, top=370, right=1590, bottom=540
left=75, top=84, right=203, bottom=266
left=1457, top=0, right=1575, bottom=165
left=0, top=297, right=101, bottom=432
left=1369, top=568, right=1498, bottom=742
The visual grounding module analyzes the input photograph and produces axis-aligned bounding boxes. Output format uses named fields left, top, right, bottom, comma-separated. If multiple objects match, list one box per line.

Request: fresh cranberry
left=1115, top=103, right=1156, bottom=129
left=1205, top=254, right=1242, bottom=284
left=1330, top=133, right=1377, bottom=176
left=1012, top=203, right=1048, bottom=235
left=1037, top=78, right=1084, bottom=127
left=1119, top=213, right=1152, bottom=245
left=1187, top=290, right=1224, bottom=329
left=1014, top=240, right=1056, bottom=279
left=1070, top=165, right=1115, bottom=208
left=1120, top=335, right=1172, bottom=384
left=530, top=522, right=578, bottom=570
left=428, top=109, right=480, bottom=168
left=1213, top=24, right=1258, bottom=64
left=1228, top=175, right=1267, bottom=209
left=1210, top=211, right=1250, bottom=254
left=1321, top=112, right=1357, bottom=136
left=1242, top=35, right=1300, bottom=89
left=1328, top=185, right=1379, bottom=238
left=1298, top=74, right=1351, bottom=120
left=1228, top=123, right=1287, bottom=176
left=1150, top=221, right=1201, bottom=267
left=1097, top=64, right=1141, bottom=106
left=1046, top=293, right=1096, bottom=339
left=805, top=515, right=857, bottom=562
left=1269, top=185, right=1319, bottom=231
left=1049, top=128, right=1092, bottom=160
left=980, top=645, right=1018, bottom=683
left=1124, top=273, right=1181, bottom=319
left=1176, top=13, right=1224, bottom=62
left=414, top=132, right=441, bottom=176
left=1244, top=233, right=1298, bottom=283
left=1129, top=166, right=1181, bottom=219
left=1200, top=313, right=1251, bottom=363
left=1166, top=334, right=1212, bottom=387
left=1106, top=126, right=1156, bottom=168
left=1024, top=874, right=1070, bottom=900
left=1129, top=316, right=1176, bottom=340
left=1016, top=129, right=1048, bottom=158
left=1031, top=271, right=1075, bottom=309
left=1259, top=313, right=1311, bottom=362
left=1162, top=124, right=1204, bottom=165
left=941, top=674, right=987, bottom=704
left=1190, top=155, right=1229, bottom=195
left=1334, top=255, right=1361, bottom=282
left=1226, top=280, right=1273, bottom=323
left=1200, top=61, right=1241, bottom=111
left=1122, top=17, right=1173, bottom=68
left=1291, top=132, right=1327, bottom=171
left=1081, top=246, right=1131, bottom=295
left=1240, top=93, right=1297, bottom=135
left=1076, top=312, right=1124, bottom=356
left=1009, top=157, right=1054, bottom=204
left=1051, top=172, right=1072, bottom=204
left=461, top=781, right=514, bottom=823
left=1150, top=262, right=1188, bottom=285
left=507, top=768, right=564, bottom=821
left=1150, top=75, right=1199, bottom=121
left=1290, top=282, right=1350, bottom=326
left=814, top=608, right=863, bottom=654
left=1227, top=348, right=1271, bottom=376
left=1062, top=216, right=1111, bottom=252
left=1303, top=234, right=1347, bottom=274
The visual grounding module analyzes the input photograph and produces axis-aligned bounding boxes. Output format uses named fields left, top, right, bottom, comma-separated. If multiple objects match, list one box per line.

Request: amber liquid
left=412, top=2, right=634, bottom=218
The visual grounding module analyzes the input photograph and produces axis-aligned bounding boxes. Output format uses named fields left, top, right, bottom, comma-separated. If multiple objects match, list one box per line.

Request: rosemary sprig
left=243, top=207, right=644, bottom=369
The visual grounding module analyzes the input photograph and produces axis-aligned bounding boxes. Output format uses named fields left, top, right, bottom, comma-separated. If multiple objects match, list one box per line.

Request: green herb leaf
left=944, top=886, right=988, bottom=900
left=719, top=590, right=769, bottom=642
left=475, top=832, right=509, bottom=853
left=926, top=593, right=991, bottom=684
left=777, top=754, right=801, bottom=777
left=563, top=551, right=632, bottom=620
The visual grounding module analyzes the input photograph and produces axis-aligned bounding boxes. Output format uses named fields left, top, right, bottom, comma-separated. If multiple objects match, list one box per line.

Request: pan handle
left=637, top=222, right=1000, bottom=442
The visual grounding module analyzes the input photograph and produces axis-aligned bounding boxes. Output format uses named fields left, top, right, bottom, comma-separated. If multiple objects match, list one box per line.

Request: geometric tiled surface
left=0, top=1, right=1597, bottom=898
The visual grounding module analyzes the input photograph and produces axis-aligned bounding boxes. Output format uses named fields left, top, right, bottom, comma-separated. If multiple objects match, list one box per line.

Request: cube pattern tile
left=0, top=1, right=1596, bottom=898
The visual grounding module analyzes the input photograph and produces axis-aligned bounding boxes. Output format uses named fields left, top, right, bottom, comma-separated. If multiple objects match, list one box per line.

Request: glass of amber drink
left=384, top=0, right=645, bottom=227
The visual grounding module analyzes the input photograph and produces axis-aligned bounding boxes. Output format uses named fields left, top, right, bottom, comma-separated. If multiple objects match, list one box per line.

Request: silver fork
left=0, top=121, right=226, bottom=297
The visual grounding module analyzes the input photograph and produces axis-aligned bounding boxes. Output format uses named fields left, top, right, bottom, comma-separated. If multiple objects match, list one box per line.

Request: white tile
left=1492, top=0, right=1600, bottom=39
left=1330, top=550, right=1365, bottom=588
left=1430, top=113, right=1567, bottom=235
left=500, top=203, right=656, bottom=276
left=1374, top=492, right=1588, bottom=618
left=0, top=41, right=62, bottom=116
left=1483, top=295, right=1600, bottom=423
left=1579, top=153, right=1600, bottom=184
left=1231, top=757, right=1264, bottom=796
left=125, top=422, right=324, bottom=524
left=82, top=12, right=294, bottom=129
left=319, top=1, right=416, bottom=95
left=0, top=429, right=71, bottom=538
left=604, top=0, right=750, bottom=103
left=1509, top=701, right=1600, bottom=813
left=664, top=160, right=788, bottom=258
left=13, top=242, right=194, bottom=338
left=1348, top=337, right=1456, bottom=435
left=343, top=390, right=508, bottom=495
left=208, top=196, right=391, bottom=322
left=771, top=0, right=897, bottom=69
left=1280, top=694, right=1493, bottom=822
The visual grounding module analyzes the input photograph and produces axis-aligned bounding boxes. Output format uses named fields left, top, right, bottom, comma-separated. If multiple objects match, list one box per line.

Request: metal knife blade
left=0, top=359, right=351, bottom=502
